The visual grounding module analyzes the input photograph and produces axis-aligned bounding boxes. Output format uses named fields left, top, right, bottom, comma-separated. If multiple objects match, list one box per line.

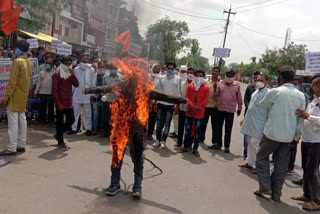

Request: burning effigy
left=82, top=57, right=186, bottom=198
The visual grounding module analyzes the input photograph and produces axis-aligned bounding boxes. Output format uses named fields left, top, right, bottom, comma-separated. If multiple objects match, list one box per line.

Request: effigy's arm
left=150, top=90, right=187, bottom=104
left=82, top=84, right=119, bottom=95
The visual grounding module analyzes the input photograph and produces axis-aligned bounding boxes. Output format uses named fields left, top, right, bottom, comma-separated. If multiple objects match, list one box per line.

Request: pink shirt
left=215, top=81, right=242, bottom=113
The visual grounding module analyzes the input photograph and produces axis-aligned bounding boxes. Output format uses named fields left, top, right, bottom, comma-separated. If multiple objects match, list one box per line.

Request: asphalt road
left=0, top=83, right=316, bottom=214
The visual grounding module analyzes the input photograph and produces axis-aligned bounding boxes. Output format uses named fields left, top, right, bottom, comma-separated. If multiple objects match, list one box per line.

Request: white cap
left=179, top=65, right=188, bottom=72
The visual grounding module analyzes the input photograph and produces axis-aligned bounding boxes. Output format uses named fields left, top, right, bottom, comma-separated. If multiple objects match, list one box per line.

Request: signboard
left=52, top=40, right=62, bottom=49
left=128, top=43, right=142, bottom=58
left=0, top=59, right=12, bottom=102
left=57, top=44, right=72, bottom=55
left=27, top=38, right=39, bottom=49
left=213, top=48, right=231, bottom=58
left=306, top=52, right=320, bottom=73
left=87, top=34, right=96, bottom=45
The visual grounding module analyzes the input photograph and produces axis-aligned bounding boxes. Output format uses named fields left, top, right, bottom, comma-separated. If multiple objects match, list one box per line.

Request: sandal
left=177, top=148, right=189, bottom=153
left=238, top=163, right=252, bottom=168
left=0, top=150, right=17, bottom=156
left=303, top=201, right=320, bottom=211
left=291, top=195, right=309, bottom=202
left=192, top=150, right=200, bottom=157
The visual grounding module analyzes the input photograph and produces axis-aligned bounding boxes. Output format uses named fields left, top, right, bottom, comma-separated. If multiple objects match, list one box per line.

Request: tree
left=145, top=16, right=191, bottom=65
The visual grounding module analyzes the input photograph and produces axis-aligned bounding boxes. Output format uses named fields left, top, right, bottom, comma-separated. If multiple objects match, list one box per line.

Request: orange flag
left=0, top=0, right=14, bottom=12
left=1, top=6, right=21, bottom=36
left=115, top=30, right=131, bottom=52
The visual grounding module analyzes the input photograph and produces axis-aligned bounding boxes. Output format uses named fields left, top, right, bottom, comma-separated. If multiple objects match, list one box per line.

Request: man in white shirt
left=291, top=75, right=320, bottom=211
left=69, top=54, right=96, bottom=136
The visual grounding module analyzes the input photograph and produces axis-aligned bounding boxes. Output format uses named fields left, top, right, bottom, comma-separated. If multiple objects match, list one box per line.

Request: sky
left=126, top=0, right=320, bottom=66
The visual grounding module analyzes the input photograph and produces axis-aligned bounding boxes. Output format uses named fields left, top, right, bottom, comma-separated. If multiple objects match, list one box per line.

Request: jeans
left=56, top=108, right=75, bottom=145
left=200, top=107, right=219, bottom=144
left=39, top=94, right=54, bottom=122
left=288, top=146, right=297, bottom=171
left=156, top=103, right=174, bottom=143
left=92, top=101, right=103, bottom=131
left=147, top=103, right=157, bottom=137
left=101, top=102, right=112, bottom=136
left=183, top=117, right=203, bottom=150
left=177, top=110, right=186, bottom=146
left=243, top=135, right=248, bottom=155
left=216, top=111, right=235, bottom=149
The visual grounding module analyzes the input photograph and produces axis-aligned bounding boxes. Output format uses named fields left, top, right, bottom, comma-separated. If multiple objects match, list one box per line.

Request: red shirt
left=52, top=70, right=79, bottom=109
left=215, top=81, right=242, bottom=113
left=186, top=83, right=210, bottom=119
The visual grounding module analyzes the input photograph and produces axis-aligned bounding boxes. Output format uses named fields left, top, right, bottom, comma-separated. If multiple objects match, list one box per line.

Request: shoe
left=292, top=179, right=303, bottom=186
left=169, top=132, right=178, bottom=138
left=105, top=184, right=121, bottom=196
left=67, top=130, right=77, bottom=135
left=58, top=144, right=69, bottom=151
left=160, top=142, right=166, bottom=149
left=17, top=147, right=26, bottom=153
left=224, top=148, right=230, bottom=153
left=0, top=150, right=16, bottom=156
left=85, top=131, right=92, bottom=136
left=208, top=144, right=221, bottom=150
left=132, top=191, right=142, bottom=198
left=192, top=150, right=200, bottom=157
left=152, top=141, right=160, bottom=147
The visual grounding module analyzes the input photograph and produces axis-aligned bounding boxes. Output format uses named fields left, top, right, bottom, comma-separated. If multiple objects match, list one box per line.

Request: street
left=0, top=83, right=313, bottom=214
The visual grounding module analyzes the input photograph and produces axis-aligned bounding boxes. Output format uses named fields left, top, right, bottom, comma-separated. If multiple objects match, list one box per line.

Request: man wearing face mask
left=239, top=74, right=270, bottom=174
left=153, top=62, right=179, bottom=149
left=178, top=69, right=209, bottom=157
left=72, top=54, right=78, bottom=69
left=0, top=41, right=33, bottom=156
left=214, top=70, right=242, bottom=153
left=102, top=65, right=123, bottom=137
left=69, top=54, right=96, bottom=136
left=91, top=62, right=107, bottom=135
left=147, top=64, right=161, bottom=141
left=34, top=57, right=56, bottom=124
left=91, top=56, right=99, bottom=72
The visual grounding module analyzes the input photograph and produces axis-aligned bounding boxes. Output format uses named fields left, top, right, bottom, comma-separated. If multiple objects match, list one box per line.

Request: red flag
left=1, top=6, right=21, bottom=36
left=0, top=0, right=14, bottom=12
left=115, top=30, right=131, bottom=52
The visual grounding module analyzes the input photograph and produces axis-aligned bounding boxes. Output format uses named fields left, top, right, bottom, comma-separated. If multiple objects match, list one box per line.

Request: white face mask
left=152, top=73, right=161, bottom=78
left=80, top=62, right=90, bottom=70
left=179, top=72, right=187, bottom=79
left=256, top=81, right=265, bottom=89
left=187, top=74, right=195, bottom=81
left=225, top=77, right=235, bottom=84
left=194, top=77, right=204, bottom=91
left=98, top=68, right=106, bottom=75
left=93, top=62, right=98, bottom=68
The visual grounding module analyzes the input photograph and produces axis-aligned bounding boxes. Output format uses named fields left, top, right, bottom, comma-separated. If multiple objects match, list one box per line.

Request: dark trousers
left=216, top=111, right=234, bottom=148
left=302, top=142, right=320, bottom=204
left=147, top=103, right=157, bottom=136
left=39, top=94, right=54, bottom=122
left=177, top=110, right=186, bottom=146
left=56, top=108, right=75, bottom=145
left=288, top=146, right=297, bottom=171
left=102, top=102, right=112, bottom=136
left=156, top=103, right=174, bottom=143
left=200, top=107, right=219, bottom=144
left=183, top=117, right=203, bottom=150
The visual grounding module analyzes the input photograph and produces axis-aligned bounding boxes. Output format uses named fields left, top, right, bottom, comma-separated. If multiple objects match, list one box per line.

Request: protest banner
left=57, top=44, right=72, bottom=55
left=27, top=38, right=39, bottom=49
left=30, top=58, right=39, bottom=86
left=306, top=52, right=320, bottom=73
left=52, top=40, right=62, bottom=49
left=213, top=48, right=231, bottom=58
left=0, top=59, right=12, bottom=102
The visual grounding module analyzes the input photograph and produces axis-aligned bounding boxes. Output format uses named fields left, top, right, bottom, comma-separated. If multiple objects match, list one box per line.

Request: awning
left=18, top=30, right=67, bottom=44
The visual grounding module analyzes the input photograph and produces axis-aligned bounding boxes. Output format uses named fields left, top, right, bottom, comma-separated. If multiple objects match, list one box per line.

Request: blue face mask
left=167, top=69, right=175, bottom=78
left=72, top=60, right=77, bottom=66
left=294, top=85, right=300, bottom=90
left=110, top=69, right=117, bottom=75
left=14, top=48, right=24, bottom=59
left=46, top=64, right=52, bottom=70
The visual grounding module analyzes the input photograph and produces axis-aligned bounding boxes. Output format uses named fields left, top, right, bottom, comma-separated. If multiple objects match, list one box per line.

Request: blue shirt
left=260, top=83, right=305, bottom=143
left=241, top=87, right=270, bottom=139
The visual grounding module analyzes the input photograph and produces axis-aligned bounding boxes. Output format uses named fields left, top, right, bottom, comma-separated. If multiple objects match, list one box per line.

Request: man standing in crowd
left=239, top=74, right=270, bottom=174
left=291, top=75, right=320, bottom=211
left=147, top=64, right=161, bottom=141
left=242, top=71, right=261, bottom=159
left=178, top=69, right=209, bottom=157
left=254, top=66, right=305, bottom=202
left=153, top=62, right=178, bottom=149
left=201, top=66, right=220, bottom=148
left=90, top=56, right=99, bottom=72
left=0, top=41, right=33, bottom=156
left=214, top=70, right=242, bottom=153
left=34, top=57, right=55, bottom=124
left=52, top=56, right=79, bottom=151
left=69, top=54, right=96, bottom=136
left=102, top=64, right=123, bottom=137
left=176, top=67, right=194, bottom=147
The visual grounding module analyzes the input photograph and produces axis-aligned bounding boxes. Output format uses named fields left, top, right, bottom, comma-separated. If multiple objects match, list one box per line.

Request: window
left=65, top=26, right=70, bottom=37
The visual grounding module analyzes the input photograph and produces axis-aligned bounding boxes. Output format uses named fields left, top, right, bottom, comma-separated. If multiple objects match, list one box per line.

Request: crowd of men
left=0, top=40, right=319, bottom=210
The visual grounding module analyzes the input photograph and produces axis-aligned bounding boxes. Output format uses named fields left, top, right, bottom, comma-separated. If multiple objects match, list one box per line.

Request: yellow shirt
left=4, top=55, right=33, bottom=112
left=204, top=79, right=219, bottom=108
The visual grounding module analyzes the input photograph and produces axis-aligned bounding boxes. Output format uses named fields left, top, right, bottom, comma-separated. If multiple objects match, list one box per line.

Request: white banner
left=213, top=48, right=231, bottom=58
left=306, top=52, right=320, bottom=73
left=27, top=39, right=39, bottom=49
left=52, top=40, right=63, bottom=49
left=57, top=44, right=72, bottom=55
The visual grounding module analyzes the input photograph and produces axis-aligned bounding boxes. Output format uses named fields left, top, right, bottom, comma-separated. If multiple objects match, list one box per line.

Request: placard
left=306, top=52, right=320, bottom=73
left=57, top=44, right=72, bottom=55
left=52, top=40, right=62, bottom=49
left=213, top=48, right=231, bottom=58
left=27, top=38, right=39, bottom=49
left=0, top=59, right=12, bottom=102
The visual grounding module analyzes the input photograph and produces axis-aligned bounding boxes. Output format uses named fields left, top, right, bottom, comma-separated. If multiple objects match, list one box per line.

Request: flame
left=109, top=57, right=154, bottom=167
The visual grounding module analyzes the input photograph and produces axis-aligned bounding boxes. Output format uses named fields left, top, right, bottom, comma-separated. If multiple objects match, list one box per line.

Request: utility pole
left=219, top=6, right=236, bottom=68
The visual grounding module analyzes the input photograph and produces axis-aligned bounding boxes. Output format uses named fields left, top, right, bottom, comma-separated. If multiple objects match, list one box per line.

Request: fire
left=109, top=58, right=154, bottom=167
